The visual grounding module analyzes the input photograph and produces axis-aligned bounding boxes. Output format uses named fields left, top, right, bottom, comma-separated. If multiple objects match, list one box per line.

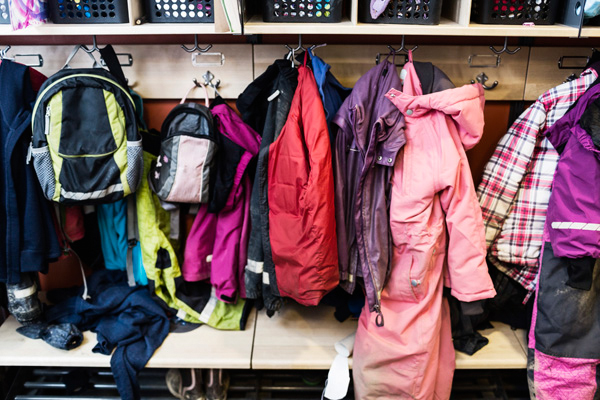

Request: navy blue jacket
left=0, top=60, right=60, bottom=284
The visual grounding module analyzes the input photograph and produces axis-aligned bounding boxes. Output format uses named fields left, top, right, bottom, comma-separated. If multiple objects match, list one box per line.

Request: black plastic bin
left=262, top=0, right=343, bottom=23
left=0, top=0, right=9, bottom=24
left=471, top=0, right=560, bottom=25
left=359, top=0, right=443, bottom=25
left=144, top=0, right=214, bottom=22
left=48, top=0, right=129, bottom=23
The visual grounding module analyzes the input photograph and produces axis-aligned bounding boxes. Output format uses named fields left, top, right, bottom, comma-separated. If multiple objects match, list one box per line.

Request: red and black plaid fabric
left=477, top=69, right=598, bottom=293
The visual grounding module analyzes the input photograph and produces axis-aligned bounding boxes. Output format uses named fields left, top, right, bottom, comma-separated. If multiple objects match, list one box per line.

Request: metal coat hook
left=82, top=35, right=101, bottom=54
left=490, top=37, right=520, bottom=55
left=181, top=35, right=213, bottom=53
left=1, top=45, right=44, bottom=67
left=390, top=35, right=418, bottom=54
left=285, top=34, right=306, bottom=67
left=202, top=70, right=221, bottom=97
left=309, top=42, right=327, bottom=52
left=471, top=72, right=498, bottom=90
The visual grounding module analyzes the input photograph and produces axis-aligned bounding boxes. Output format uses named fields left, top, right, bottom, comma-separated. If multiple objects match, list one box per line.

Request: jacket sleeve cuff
left=460, top=300, right=485, bottom=316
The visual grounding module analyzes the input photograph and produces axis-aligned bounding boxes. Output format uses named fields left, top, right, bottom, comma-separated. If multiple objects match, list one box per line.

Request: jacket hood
left=385, top=83, right=485, bottom=150
left=579, top=97, right=600, bottom=160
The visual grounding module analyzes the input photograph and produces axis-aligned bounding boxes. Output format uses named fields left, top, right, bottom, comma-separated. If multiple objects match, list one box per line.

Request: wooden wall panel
left=254, top=44, right=529, bottom=100
left=0, top=44, right=253, bottom=99
left=525, top=47, right=595, bottom=100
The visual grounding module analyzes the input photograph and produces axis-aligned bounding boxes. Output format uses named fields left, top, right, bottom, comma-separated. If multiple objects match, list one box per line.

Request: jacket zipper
left=32, top=73, right=135, bottom=133
left=363, top=200, right=385, bottom=327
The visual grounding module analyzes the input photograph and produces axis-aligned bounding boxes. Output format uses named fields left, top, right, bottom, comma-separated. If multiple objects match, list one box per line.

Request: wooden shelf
left=580, top=26, right=600, bottom=37
left=244, top=15, right=579, bottom=37
left=252, top=302, right=358, bottom=370
left=0, top=22, right=215, bottom=36
left=455, top=323, right=528, bottom=369
left=252, top=303, right=528, bottom=370
left=0, top=309, right=256, bottom=369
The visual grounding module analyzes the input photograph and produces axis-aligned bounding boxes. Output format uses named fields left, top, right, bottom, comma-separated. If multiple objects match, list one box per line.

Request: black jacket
left=236, top=59, right=298, bottom=315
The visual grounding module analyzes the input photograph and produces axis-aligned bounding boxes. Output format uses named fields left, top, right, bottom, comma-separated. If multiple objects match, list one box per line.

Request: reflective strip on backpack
left=61, top=183, right=123, bottom=201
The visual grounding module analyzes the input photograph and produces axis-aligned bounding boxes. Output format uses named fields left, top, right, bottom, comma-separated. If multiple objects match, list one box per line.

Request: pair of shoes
left=205, top=369, right=229, bottom=400
left=166, top=369, right=205, bottom=400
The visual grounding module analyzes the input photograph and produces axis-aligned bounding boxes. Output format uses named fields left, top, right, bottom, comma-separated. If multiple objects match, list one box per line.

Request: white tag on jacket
left=268, top=90, right=281, bottom=102
left=323, top=332, right=356, bottom=399
left=400, top=68, right=408, bottom=83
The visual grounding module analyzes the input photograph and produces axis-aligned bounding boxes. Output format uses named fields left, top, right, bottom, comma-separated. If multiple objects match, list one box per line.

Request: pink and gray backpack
left=150, top=85, right=217, bottom=203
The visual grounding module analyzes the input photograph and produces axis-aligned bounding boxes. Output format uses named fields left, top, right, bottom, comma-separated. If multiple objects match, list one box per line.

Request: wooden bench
left=0, top=304, right=527, bottom=370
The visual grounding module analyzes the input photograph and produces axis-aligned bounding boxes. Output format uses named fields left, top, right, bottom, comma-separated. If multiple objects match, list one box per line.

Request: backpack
left=149, top=83, right=217, bottom=204
left=30, top=45, right=142, bottom=205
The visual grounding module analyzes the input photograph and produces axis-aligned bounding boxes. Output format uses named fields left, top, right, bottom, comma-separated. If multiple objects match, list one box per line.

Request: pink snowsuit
left=353, top=59, right=496, bottom=399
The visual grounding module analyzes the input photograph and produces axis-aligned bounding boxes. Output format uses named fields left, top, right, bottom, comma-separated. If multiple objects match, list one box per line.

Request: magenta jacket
left=183, top=103, right=260, bottom=302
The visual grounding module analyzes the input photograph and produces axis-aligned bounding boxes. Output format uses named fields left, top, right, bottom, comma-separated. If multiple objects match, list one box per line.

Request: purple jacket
left=333, top=60, right=406, bottom=313
left=333, top=59, right=455, bottom=313
left=183, top=103, right=260, bottom=302
left=545, top=83, right=600, bottom=258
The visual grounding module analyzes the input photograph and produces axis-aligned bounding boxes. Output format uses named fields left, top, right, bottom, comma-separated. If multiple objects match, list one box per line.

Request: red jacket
left=268, top=64, right=339, bottom=306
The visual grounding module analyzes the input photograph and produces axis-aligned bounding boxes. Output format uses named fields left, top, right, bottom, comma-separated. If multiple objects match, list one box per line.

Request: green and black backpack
left=30, top=45, right=143, bottom=205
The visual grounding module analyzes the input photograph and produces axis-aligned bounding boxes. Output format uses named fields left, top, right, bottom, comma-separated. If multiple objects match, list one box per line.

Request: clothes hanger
left=0, top=45, right=44, bottom=67
left=63, top=36, right=133, bottom=69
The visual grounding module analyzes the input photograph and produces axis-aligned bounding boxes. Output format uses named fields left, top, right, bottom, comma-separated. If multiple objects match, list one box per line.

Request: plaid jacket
left=477, top=68, right=598, bottom=292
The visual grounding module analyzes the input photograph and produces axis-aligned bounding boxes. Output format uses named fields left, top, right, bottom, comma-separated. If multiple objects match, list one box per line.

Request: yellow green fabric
left=136, top=151, right=245, bottom=329
left=48, top=92, right=63, bottom=202
left=103, top=89, right=130, bottom=195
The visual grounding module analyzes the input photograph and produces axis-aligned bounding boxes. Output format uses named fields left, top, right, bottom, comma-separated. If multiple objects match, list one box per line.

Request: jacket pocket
left=31, top=146, right=57, bottom=201
left=390, top=237, right=437, bottom=304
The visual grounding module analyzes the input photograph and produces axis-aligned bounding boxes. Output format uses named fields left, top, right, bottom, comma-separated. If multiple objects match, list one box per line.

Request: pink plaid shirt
left=477, top=68, right=598, bottom=292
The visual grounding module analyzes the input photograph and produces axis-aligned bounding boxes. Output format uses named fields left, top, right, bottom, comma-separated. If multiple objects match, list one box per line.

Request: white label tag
left=176, top=309, right=187, bottom=320
left=13, top=284, right=36, bottom=299
left=206, top=254, right=213, bottom=263
left=268, top=90, right=281, bottom=102
left=400, top=68, right=408, bottom=82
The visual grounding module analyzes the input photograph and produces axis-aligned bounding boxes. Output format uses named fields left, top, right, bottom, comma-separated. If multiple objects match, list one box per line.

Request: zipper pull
left=26, top=142, right=33, bottom=165
left=374, top=304, right=385, bottom=327
left=44, top=106, right=51, bottom=136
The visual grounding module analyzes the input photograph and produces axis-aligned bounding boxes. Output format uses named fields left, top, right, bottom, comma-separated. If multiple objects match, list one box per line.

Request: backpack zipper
left=161, top=106, right=215, bottom=140
left=32, top=73, right=135, bottom=133
left=44, top=106, right=51, bottom=136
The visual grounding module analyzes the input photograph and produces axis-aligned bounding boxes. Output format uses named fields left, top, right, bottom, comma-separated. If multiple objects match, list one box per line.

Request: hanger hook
left=490, top=37, right=520, bottom=55
left=181, top=35, right=213, bottom=53
left=388, top=35, right=418, bottom=55
left=0, top=45, right=11, bottom=59
left=82, top=35, right=100, bottom=54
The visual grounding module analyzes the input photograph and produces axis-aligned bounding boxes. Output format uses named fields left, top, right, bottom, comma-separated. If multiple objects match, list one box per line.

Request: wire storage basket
left=471, top=0, right=560, bottom=25
left=358, top=0, right=444, bottom=25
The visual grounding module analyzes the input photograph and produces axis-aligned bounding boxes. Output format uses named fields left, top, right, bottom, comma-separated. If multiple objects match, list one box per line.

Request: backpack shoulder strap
left=99, top=44, right=128, bottom=89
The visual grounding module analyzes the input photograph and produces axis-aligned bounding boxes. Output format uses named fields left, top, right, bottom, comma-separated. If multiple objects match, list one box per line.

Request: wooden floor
left=0, top=303, right=527, bottom=370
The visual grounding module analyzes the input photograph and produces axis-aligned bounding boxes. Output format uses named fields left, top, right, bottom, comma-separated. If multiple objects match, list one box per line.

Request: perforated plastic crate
left=359, top=0, right=443, bottom=24
left=471, top=0, right=560, bottom=25
left=144, top=0, right=213, bottom=22
left=262, top=0, right=343, bottom=23
left=48, top=0, right=129, bottom=23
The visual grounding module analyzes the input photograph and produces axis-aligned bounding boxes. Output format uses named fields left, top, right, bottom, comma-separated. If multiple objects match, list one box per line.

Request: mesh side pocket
left=31, top=146, right=56, bottom=201
left=127, top=141, right=144, bottom=193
